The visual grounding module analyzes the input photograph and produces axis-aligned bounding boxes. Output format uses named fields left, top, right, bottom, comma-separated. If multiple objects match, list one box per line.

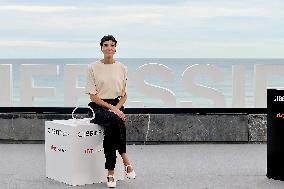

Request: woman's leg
left=116, top=121, right=134, bottom=172
left=120, top=153, right=134, bottom=172
left=92, top=108, right=125, bottom=175
left=117, top=119, right=126, bottom=154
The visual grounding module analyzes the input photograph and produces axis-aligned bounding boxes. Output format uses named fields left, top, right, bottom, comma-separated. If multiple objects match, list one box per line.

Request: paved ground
left=0, top=144, right=284, bottom=189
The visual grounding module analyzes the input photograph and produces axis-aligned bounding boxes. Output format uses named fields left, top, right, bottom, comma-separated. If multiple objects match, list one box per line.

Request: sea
left=1, top=58, right=284, bottom=108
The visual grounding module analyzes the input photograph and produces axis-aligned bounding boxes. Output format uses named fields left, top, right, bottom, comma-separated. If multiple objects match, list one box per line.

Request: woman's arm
left=90, top=94, right=126, bottom=120
left=90, top=94, right=115, bottom=110
left=116, top=94, right=127, bottom=109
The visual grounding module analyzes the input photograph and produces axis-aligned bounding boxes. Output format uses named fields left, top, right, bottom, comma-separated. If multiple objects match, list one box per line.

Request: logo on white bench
left=47, top=128, right=70, bottom=136
left=51, top=144, right=67, bottom=152
left=78, top=130, right=104, bottom=138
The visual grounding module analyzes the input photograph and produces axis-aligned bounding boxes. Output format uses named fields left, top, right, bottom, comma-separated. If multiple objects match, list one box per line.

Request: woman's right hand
left=109, top=106, right=126, bottom=121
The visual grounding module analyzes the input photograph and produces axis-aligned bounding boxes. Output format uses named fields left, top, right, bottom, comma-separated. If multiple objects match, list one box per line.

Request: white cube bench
left=45, top=117, right=125, bottom=186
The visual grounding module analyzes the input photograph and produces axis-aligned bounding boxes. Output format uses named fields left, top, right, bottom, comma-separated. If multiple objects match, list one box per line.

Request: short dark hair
left=100, top=35, right=117, bottom=49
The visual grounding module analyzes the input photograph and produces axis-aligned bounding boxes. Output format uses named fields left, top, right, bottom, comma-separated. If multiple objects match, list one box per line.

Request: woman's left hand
left=109, top=107, right=127, bottom=121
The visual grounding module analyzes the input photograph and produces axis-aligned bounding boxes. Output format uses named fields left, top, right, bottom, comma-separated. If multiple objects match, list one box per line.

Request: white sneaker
left=107, top=175, right=116, bottom=188
left=125, top=165, right=136, bottom=179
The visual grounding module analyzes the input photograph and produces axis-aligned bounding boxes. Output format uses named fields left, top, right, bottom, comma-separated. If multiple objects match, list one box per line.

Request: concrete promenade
left=1, top=144, right=284, bottom=189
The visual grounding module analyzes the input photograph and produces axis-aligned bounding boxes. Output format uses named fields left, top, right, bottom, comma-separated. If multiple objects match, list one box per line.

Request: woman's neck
left=102, top=57, right=115, bottom=64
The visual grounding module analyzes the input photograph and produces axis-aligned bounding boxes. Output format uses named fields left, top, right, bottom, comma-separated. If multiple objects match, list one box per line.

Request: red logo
left=276, top=113, right=284, bottom=119
left=51, top=145, right=57, bottom=151
left=84, top=148, right=94, bottom=154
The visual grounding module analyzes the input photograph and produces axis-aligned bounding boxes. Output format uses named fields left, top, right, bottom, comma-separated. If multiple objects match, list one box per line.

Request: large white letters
left=232, top=65, right=246, bottom=108
left=254, top=65, right=284, bottom=108
left=64, top=64, right=87, bottom=106
left=0, top=64, right=12, bottom=107
left=0, top=63, right=283, bottom=108
left=132, top=63, right=176, bottom=107
left=20, top=64, right=59, bottom=107
left=181, top=64, right=226, bottom=108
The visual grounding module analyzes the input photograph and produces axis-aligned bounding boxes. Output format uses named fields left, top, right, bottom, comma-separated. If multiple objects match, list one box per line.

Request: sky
left=0, top=0, right=283, bottom=58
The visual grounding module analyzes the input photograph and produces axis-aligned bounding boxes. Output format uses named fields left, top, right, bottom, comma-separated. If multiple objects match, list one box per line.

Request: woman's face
left=101, top=40, right=116, bottom=58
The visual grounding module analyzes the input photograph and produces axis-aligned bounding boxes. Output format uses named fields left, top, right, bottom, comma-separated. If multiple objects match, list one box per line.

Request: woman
left=85, top=35, right=136, bottom=188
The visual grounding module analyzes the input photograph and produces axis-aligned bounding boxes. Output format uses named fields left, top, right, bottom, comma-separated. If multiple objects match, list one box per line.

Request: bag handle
left=72, top=106, right=95, bottom=120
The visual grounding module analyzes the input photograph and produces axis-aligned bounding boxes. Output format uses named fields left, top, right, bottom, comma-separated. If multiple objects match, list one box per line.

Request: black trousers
left=88, top=98, right=126, bottom=170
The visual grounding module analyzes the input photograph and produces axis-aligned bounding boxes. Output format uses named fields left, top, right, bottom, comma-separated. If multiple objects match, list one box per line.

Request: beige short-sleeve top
left=85, top=60, right=128, bottom=99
